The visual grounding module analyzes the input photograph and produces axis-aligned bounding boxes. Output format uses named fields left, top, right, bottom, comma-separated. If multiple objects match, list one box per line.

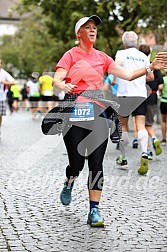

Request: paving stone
left=0, top=110, right=167, bottom=251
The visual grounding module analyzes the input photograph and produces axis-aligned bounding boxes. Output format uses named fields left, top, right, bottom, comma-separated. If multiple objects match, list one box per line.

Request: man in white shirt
left=0, top=59, right=15, bottom=139
left=115, top=31, right=154, bottom=175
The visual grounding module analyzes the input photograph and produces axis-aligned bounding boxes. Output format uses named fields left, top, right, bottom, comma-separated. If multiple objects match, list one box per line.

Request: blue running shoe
left=147, top=149, right=153, bottom=160
left=60, top=183, right=73, bottom=205
left=87, top=207, right=104, bottom=227
left=132, top=138, right=138, bottom=149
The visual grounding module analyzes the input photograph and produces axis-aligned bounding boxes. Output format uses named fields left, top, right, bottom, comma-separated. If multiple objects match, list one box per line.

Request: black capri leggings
left=63, top=104, right=109, bottom=190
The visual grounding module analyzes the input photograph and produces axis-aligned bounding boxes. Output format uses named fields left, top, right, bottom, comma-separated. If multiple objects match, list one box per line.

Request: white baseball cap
left=75, top=15, right=101, bottom=35
left=31, top=72, right=39, bottom=78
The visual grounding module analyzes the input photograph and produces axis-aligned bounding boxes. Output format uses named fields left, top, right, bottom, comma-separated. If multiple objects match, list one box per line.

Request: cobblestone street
left=0, top=110, right=167, bottom=252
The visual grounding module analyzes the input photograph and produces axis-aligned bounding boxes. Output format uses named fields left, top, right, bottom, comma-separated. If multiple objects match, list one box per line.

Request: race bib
left=69, top=102, right=94, bottom=121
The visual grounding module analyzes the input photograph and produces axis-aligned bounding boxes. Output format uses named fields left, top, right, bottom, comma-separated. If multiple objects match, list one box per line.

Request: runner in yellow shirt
left=10, top=83, right=21, bottom=111
left=39, top=71, right=56, bottom=115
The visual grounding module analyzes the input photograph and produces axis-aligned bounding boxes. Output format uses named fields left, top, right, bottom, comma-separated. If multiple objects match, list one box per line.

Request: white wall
left=0, top=23, right=18, bottom=36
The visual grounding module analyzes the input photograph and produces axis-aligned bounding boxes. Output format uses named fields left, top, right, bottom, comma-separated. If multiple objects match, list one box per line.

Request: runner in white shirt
left=116, top=47, right=150, bottom=98
left=0, top=59, right=15, bottom=140
left=114, top=31, right=154, bottom=175
left=26, top=72, right=41, bottom=120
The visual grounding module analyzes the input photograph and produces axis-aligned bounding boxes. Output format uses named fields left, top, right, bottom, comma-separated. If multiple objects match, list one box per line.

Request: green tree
left=21, top=0, right=167, bottom=50
left=1, top=0, right=167, bottom=76
left=0, top=7, right=60, bottom=78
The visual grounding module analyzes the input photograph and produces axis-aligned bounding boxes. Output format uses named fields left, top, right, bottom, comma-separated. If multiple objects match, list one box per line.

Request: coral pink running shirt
left=56, top=46, right=116, bottom=103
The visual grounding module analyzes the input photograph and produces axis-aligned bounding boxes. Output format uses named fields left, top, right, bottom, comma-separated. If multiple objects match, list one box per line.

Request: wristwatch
left=146, top=65, right=153, bottom=73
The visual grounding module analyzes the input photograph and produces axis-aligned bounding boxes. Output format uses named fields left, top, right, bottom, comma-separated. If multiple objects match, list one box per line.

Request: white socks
left=138, top=129, right=148, bottom=154
left=120, top=130, right=148, bottom=158
left=120, top=131, right=129, bottom=159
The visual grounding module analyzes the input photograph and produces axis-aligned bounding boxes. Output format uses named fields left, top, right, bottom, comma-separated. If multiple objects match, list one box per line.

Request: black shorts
left=117, top=96, right=147, bottom=117
left=41, top=95, right=54, bottom=102
left=145, top=104, right=157, bottom=126
left=132, top=100, right=147, bottom=116
left=22, top=96, right=28, bottom=100
left=29, top=97, right=40, bottom=108
left=160, top=102, right=167, bottom=114
left=13, top=98, right=19, bottom=101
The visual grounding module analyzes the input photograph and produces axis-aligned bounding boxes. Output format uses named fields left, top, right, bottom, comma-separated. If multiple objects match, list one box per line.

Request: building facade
left=0, top=0, right=20, bottom=36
